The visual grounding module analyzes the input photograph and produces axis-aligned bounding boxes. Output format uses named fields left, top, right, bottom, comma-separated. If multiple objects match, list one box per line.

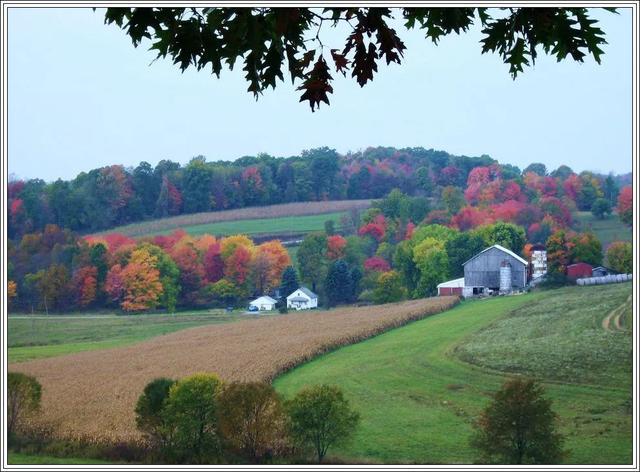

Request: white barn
left=249, top=296, right=277, bottom=311
left=286, top=287, right=318, bottom=310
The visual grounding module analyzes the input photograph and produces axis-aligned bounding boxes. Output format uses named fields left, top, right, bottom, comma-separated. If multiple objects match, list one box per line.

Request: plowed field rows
left=10, top=296, right=458, bottom=443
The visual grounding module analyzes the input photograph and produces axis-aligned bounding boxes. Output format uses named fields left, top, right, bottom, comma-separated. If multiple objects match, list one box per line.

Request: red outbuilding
left=567, top=262, right=593, bottom=279
left=437, top=277, right=465, bottom=296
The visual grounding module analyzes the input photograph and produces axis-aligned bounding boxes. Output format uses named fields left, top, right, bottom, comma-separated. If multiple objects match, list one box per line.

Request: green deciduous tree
left=286, top=384, right=360, bottom=463
left=163, top=373, right=224, bottom=463
left=413, top=237, right=449, bottom=297
left=606, top=241, right=632, bottom=274
left=7, top=372, right=42, bottom=440
left=372, top=270, right=407, bottom=304
left=475, top=221, right=526, bottom=254
left=591, top=197, right=612, bottom=219
left=135, top=377, right=176, bottom=451
left=297, top=232, right=327, bottom=293
left=445, top=231, right=487, bottom=278
left=471, top=378, right=565, bottom=464
left=104, top=8, right=611, bottom=111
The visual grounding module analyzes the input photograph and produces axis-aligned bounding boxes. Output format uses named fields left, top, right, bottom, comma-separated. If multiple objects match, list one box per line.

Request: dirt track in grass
left=10, top=296, right=458, bottom=443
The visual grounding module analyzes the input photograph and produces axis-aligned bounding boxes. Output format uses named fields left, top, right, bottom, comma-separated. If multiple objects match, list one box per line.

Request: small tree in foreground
left=218, top=382, right=288, bottom=462
left=7, top=372, right=41, bottom=440
left=471, top=378, right=565, bottom=464
left=163, top=373, right=224, bottom=463
left=135, top=377, right=176, bottom=450
left=286, top=384, right=360, bottom=463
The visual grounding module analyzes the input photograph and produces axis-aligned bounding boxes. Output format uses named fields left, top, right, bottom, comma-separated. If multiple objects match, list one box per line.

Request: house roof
left=250, top=296, right=277, bottom=305
left=298, top=286, right=318, bottom=299
left=462, top=244, right=528, bottom=267
left=289, top=297, right=308, bottom=302
left=437, top=277, right=465, bottom=289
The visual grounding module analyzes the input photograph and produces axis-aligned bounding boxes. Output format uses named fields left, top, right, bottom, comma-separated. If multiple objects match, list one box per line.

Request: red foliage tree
left=73, top=266, right=98, bottom=307
left=562, top=173, right=582, bottom=202
left=104, top=264, right=124, bottom=305
left=171, top=244, right=205, bottom=301
left=423, top=210, right=451, bottom=225
left=204, top=241, right=225, bottom=283
left=539, top=197, right=572, bottom=227
left=224, top=245, right=253, bottom=286
left=405, top=221, right=416, bottom=240
left=364, top=256, right=391, bottom=272
left=451, top=206, right=493, bottom=231
left=358, top=214, right=386, bottom=242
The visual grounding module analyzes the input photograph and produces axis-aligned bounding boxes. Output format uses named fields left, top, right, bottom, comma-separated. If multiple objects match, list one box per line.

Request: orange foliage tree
left=7, top=280, right=17, bottom=309
left=617, top=186, right=633, bottom=226
left=326, top=235, right=347, bottom=260
left=73, top=266, right=98, bottom=307
left=120, top=248, right=164, bottom=312
left=250, top=241, right=291, bottom=294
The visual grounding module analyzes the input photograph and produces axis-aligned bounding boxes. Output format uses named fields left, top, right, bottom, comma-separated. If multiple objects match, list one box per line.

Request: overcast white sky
left=7, top=7, right=634, bottom=181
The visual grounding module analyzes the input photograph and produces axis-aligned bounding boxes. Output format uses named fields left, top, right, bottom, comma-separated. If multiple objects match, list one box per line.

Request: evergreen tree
left=325, top=260, right=352, bottom=307
left=280, top=266, right=299, bottom=298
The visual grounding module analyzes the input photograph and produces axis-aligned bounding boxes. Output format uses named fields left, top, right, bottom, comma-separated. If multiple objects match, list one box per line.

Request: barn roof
left=437, top=277, right=465, bottom=289
left=462, top=244, right=528, bottom=267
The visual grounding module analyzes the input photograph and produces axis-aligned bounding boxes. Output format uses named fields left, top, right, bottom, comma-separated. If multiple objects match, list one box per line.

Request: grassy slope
left=573, top=211, right=632, bottom=251
left=455, top=283, right=632, bottom=388
left=151, top=212, right=345, bottom=237
left=274, top=286, right=632, bottom=464
left=8, top=310, right=262, bottom=363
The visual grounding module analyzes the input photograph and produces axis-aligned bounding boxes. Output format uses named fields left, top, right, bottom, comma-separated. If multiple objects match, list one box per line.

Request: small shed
left=567, top=262, right=593, bottom=280
left=592, top=266, right=617, bottom=277
left=437, top=278, right=465, bottom=296
left=249, top=296, right=277, bottom=311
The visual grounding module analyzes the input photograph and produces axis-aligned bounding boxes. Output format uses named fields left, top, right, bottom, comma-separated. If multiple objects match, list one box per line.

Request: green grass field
left=152, top=212, right=345, bottom=237
left=8, top=452, right=121, bottom=465
left=274, top=285, right=633, bottom=464
left=455, top=283, right=632, bottom=388
left=8, top=310, right=261, bottom=363
left=573, top=211, right=632, bottom=251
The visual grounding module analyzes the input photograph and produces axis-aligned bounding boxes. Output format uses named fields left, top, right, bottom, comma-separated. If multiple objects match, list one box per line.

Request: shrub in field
left=135, top=378, right=176, bottom=451
left=7, top=372, right=42, bottom=441
left=471, top=378, right=565, bottom=464
left=286, top=384, right=360, bottom=463
left=218, top=382, right=288, bottom=462
left=607, top=242, right=633, bottom=274
left=373, top=271, right=406, bottom=304
left=163, top=373, right=224, bottom=463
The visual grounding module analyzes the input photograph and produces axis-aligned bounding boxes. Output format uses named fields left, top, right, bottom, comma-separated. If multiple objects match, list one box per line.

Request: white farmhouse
left=249, top=296, right=277, bottom=311
left=286, top=287, right=318, bottom=310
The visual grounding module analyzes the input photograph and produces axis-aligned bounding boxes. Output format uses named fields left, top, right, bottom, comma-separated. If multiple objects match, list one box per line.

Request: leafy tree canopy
left=104, top=7, right=612, bottom=110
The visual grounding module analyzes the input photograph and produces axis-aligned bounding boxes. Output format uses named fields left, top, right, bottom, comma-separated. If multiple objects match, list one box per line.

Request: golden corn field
left=96, top=200, right=372, bottom=237
left=10, top=296, right=458, bottom=444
